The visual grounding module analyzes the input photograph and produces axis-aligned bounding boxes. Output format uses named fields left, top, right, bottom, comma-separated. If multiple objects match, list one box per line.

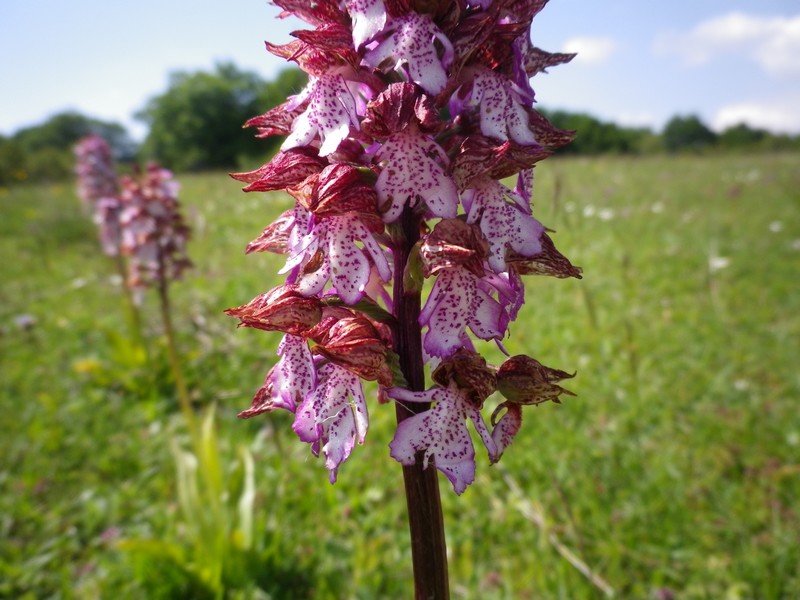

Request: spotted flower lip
left=363, top=12, right=454, bottom=96
left=388, top=383, right=497, bottom=495
left=293, top=361, right=369, bottom=483
left=238, top=334, right=316, bottom=416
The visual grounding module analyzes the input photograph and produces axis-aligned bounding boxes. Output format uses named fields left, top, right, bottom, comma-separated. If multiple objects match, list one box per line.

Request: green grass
left=1, top=153, right=799, bottom=599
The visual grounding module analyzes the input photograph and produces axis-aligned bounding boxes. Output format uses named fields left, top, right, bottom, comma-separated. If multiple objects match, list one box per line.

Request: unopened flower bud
left=496, top=354, right=575, bottom=406
left=225, top=284, right=322, bottom=335
left=432, top=348, right=496, bottom=406
left=313, top=315, right=394, bottom=386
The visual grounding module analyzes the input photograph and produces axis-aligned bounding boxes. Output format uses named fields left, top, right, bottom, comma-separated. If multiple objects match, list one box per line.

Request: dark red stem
left=392, top=206, right=450, bottom=600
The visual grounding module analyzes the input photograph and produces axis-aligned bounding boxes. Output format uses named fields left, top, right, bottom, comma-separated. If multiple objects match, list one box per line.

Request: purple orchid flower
left=230, top=0, right=581, bottom=494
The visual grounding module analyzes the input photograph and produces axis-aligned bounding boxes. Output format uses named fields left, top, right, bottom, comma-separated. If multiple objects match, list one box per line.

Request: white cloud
left=655, top=12, right=800, bottom=76
left=562, top=36, right=618, bottom=65
left=712, top=98, right=800, bottom=134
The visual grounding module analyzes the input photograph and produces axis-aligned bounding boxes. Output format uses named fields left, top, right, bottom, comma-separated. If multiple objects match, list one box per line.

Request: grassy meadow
left=1, top=152, right=799, bottom=599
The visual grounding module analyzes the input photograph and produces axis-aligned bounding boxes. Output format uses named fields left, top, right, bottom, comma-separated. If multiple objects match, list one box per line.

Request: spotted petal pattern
left=463, top=178, right=545, bottom=273
left=490, top=403, right=522, bottom=463
left=346, top=0, right=387, bottom=48
left=293, top=362, right=369, bottom=482
left=419, top=267, right=507, bottom=358
left=388, top=384, right=497, bottom=494
left=239, top=334, right=316, bottom=417
left=283, top=75, right=361, bottom=156
left=286, top=213, right=391, bottom=304
left=375, top=130, right=459, bottom=223
left=363, top=13, right=453, bottom=95
left=465, top=67, right=537, bottom=145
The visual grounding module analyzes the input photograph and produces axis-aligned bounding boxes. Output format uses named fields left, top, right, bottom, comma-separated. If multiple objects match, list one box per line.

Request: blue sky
left=1, top=0, right=798, bottom=140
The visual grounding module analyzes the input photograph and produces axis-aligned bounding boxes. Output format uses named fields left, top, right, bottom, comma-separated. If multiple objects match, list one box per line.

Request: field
left=2, top=153, right=799, bottom=599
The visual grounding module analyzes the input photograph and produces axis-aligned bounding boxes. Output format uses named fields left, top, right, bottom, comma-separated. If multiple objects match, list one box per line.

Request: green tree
left=540, top=109, right=648, bottom=155
left=717, top=123, right=767, bottom=149
left=137, top=63, right=306, bottom=171
left=662, top=114, right=717, bottom=152
left=0, top=136, right=28, bottom=185
left=7, top=112, right=135, bottom=182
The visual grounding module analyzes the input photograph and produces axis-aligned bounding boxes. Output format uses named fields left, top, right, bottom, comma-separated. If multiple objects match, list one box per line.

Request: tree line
left=2, top=62, right=798, bottom=186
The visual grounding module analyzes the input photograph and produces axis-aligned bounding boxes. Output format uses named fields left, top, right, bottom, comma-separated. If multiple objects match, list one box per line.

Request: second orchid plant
left=227, top=0, right=580, bottom=595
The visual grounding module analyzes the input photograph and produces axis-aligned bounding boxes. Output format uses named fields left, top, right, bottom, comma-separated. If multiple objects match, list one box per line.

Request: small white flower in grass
left=769, top=221, right=783, bottom=233
left=583, top=205, right=596, bottom=218
left=791, top=239, right=800, bottom=251
left=651, top=201, right=664, bottom=214
left=708, top=256, right=730, bottom=272
left=598, top=208, right=615, bottom=221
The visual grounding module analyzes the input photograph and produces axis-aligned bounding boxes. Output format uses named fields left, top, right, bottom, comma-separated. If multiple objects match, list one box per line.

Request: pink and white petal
left=386, top=386, right=438, bottom=404
left=469, top=68, right=537, bottom=146
left=469, top=282, right=507, bottom=341
left=292, top=363, right=369, bottom=482
left=327, top=216, right=371, bottom=304
left=296, top=260, right=331, bottom=297
left=490, top=403, right=522, bottom=463
left=274, top=334, right=316, bottom=412
left=466, top=404, right=499, bottom=463
left=346, top=0, right=387, bottom=48
left=420, top=269, right=476, bottom=358
left=363, top=14, right=453, bottom=96
left=388, top=386, right=476, bottom=494
left=356, top=221, right=392, bottom=282
left=282, top=75, right=360, bottom=157
left=375, top=131, right=458, bottom=223
left=466, top=179, right=544, bottom=273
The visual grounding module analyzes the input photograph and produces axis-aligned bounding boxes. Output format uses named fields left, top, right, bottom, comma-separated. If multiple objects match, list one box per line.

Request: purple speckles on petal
left=287, top=214, right=390, bottom=304
left=420, top=268, right=506, bottom=358
left=388, top=384, right=496, bottom=494
left=346, top=0, right=387, bottom=48
left=375, top=131, right=459, bottom=223
left=490, top=403, right=522, bottom=463
left=466, top=67, right=537, bottom=145
left=283, top=75, right=361, bottom=156
left=363, top=13, right=453, bottom=95
left=292, top=362, right=369, bottom=483
left=464, top=178, right=545, bottom=273
left=238, top=334, right=315, bottom=417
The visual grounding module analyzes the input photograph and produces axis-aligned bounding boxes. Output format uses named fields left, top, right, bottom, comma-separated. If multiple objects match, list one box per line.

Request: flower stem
left=114, top=251, right=145, bottom=349
left=393, top=206, right=450, bottom=600
left=157, top=271, right=198, bottom=439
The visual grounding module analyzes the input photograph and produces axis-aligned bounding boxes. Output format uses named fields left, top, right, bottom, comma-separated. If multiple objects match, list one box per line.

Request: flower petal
left=239, top=334, right=316, bottom=417
left=363, top=13, right=453, bottom=95
left=283, top=75, right=361, bottom=157
left=464, top=178, right=544, bottom=273
left=292, top=362, right=369, bottom=483
left=375, top=130, right=458, bottom=222
left=346, top=0, right=388, bottom=48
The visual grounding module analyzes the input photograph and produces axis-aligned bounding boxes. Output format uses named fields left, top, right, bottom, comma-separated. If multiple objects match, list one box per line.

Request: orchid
left=74, top=135, right=123, bottom=257
left=118, top=164, right=192, bottom=298
left=230, top=0, right=581, bottom=594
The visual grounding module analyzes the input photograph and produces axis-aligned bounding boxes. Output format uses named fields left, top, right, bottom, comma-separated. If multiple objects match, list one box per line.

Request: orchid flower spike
left=230, top=0, right=580, bottom=493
